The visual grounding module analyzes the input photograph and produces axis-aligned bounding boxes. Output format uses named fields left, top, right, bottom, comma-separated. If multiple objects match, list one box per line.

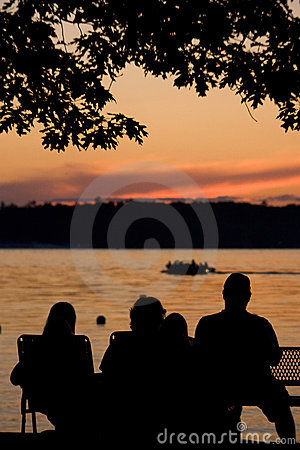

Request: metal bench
left=270, top=347, right=300, bottom=406
left=110, top=333, right=300, bottom=406
left=16, top=334, right=94, bottom=433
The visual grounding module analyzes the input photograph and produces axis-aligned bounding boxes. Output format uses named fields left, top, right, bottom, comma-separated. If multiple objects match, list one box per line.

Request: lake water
left=1, top=248, right=300, bottom=441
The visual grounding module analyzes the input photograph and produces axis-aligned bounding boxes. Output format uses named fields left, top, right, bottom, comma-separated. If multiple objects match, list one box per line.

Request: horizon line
left=2, top=196, right=300, bottom=208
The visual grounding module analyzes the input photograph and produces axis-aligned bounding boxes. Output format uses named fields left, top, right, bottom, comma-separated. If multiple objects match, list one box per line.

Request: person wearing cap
left=194, top=273, right=295, bottom=440
left=99, top=296, right=166, bottom=446
left=100, top=295, right=166, bottom=376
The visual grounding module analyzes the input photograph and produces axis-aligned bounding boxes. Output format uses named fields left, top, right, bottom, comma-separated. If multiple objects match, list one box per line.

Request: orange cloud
left=1, top=157, right=300, bottom=205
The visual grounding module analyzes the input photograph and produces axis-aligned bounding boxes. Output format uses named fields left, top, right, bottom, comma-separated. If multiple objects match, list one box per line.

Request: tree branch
left=240, top=94, right=258, bottom=122
left=60, top=19, right=68, bottom=53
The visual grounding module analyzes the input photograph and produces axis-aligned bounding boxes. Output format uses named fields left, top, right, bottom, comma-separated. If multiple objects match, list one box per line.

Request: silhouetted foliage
left=0, top=0, right=299, bottom=151
left=0, top=201, right=300, bottom=248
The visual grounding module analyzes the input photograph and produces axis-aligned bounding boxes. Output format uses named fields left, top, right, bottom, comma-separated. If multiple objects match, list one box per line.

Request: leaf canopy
left=0, top=0, right=299, bottom=151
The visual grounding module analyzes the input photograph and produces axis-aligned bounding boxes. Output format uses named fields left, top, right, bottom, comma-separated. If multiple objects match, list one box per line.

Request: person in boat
left=11, top=302, right=96, bottom=440
left=166, top=260, right=171, bottom=269
left=194, top=273, right=295, bottom=440
left=100, top=296, right=167, bottom=446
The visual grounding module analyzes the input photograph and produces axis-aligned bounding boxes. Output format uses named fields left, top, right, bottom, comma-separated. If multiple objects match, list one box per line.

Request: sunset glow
left=0, top=65, right=299, bottom=205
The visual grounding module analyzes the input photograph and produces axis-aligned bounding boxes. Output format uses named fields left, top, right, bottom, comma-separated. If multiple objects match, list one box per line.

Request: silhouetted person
left=43, top=301, right=76, bottom=336
left=160, top=312, right=194, bottom=356
left=11, top=302, right=77, bottom=401
left=100, top=296, right=166, bottom=447
left=188, top=259, right=198, bottom=275
left=11, top=302, right=95, bottom=441
left=195, top=273, right=295, bottom=440
left=160, top=313, right=196, bottom=433
left=161, top=312, right=188, bottom=338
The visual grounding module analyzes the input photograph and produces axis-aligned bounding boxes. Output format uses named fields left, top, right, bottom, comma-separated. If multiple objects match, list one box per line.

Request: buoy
left=96, top=315, right=106, bottom=325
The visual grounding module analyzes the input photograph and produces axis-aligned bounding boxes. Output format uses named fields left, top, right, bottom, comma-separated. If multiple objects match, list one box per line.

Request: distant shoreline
left=0, top=242, right=69, bottom=249
left=0, top=201, right=299, bottom=248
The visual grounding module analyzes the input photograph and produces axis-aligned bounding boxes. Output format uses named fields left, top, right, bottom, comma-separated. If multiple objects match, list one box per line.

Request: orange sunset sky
left=0, top=5, right=299, bottom=205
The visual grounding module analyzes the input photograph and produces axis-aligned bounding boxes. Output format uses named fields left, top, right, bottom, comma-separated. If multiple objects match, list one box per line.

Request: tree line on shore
left=0, top=200, right=299, bottom=248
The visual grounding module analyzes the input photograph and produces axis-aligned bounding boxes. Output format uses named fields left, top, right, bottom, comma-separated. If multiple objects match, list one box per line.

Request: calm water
left=1, top=249, right=300, bottom=440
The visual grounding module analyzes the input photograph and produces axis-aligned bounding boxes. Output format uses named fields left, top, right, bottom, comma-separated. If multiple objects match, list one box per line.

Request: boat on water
left=162, top=260, right=215, bottom=275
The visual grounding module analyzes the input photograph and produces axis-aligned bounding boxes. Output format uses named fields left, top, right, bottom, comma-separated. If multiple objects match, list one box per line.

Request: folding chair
left=17, top=334, right=94, bottom=433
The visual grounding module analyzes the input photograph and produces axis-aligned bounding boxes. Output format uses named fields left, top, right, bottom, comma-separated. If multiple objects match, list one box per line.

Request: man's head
left=130, top=295, right=166, bottom=335
left=223, top=273, right=251, bottom=312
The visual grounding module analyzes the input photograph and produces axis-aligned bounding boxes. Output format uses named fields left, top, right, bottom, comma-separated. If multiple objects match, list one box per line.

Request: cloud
left=180, top=158, right=300, bottom=188
left=0, top=165, right=98, bottom=205
left=261, top=194, right=300, bottom=205
left=0, top=157, right=300, bottom=205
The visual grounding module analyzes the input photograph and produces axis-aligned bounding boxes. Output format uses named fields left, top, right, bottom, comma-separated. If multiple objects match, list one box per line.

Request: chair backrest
left=270, top=347, right=300, bottom=386
left=18, top=334, right=94, bottom=375
left=17, top=334, right=94, bottom=433
left=110, top=331, right=132, bottom=345
left=110, top=331, right=195, bottom=344
left=18, top=334, right=94, bottom=410
left=19, top=333, right=93, bottom=365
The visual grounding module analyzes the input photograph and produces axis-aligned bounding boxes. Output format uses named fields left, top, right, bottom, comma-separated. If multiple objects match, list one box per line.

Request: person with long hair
left=11, top=302, right=95, bottom=440
left=43, top=301, right=76, bottom=337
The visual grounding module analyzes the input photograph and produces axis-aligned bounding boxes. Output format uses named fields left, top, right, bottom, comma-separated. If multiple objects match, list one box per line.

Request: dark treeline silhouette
left=0, top=200, right=300, bottom=248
